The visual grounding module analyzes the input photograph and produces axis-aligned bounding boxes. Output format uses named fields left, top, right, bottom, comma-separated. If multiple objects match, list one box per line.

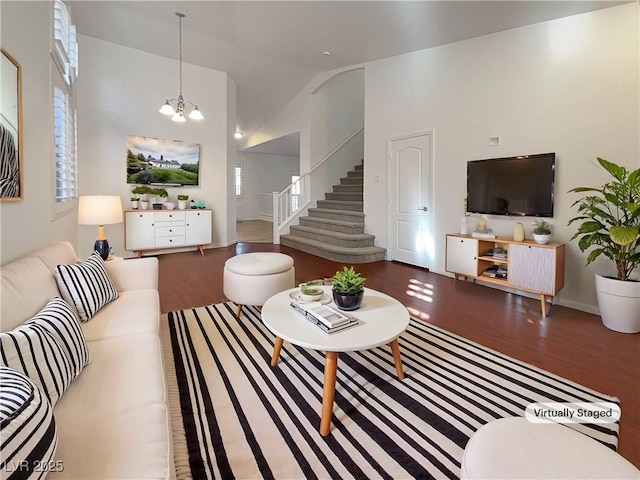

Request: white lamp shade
left=188, top=107, right=204, bottom=120
left=171, top=112, right=186, bottom=123
left=78, top=195, right=123, bottom=225
left=159, top=102, right=175, bottom=115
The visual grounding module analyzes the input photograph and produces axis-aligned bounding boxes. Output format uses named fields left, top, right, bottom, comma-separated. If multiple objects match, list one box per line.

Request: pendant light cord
left=177, top=12, right=185, bottom=98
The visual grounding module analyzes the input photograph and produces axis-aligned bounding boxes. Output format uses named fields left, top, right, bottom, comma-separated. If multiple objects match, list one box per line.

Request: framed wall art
left=126, top=135, right=200, bottom=186
left=1, top=49, right=23, bottom=200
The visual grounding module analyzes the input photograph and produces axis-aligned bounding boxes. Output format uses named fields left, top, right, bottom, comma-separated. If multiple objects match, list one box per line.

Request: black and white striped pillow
left=0, top=297, right=89, bottom=406
left=27, top=296, right=90, bottom=379
left=55, top=251, right=118, bottom=322
left=0, top=366, right=58, bottom=479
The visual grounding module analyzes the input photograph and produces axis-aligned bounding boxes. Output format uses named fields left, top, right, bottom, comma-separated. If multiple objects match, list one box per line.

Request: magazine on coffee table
left=290, top=301, right=359, bottom=334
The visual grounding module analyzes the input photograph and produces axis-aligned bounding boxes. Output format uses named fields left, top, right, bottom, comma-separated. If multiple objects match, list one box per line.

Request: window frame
left=51, top=0, right=78, bottom=219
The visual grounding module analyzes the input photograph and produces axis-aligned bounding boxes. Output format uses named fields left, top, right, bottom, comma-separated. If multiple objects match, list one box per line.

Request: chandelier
left=159, top=12, right=203, bottom=122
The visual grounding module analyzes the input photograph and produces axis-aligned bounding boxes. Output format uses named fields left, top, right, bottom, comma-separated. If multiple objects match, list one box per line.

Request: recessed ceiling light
left=323, top=51, right=331, bottom=56
left=234, top=132, right=244, bottom=139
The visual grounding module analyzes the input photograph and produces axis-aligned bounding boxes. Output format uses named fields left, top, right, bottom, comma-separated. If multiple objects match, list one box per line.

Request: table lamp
left=78, top=195, right=123, bottom=260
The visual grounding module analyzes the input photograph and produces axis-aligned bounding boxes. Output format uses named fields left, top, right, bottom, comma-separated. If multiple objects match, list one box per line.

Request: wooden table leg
left=389, top=338, right=405, bottom=380
left=236, top=304, right=243, bottom=318
left=271, top=336, right=284, bottom=366
left=320, top=351, right=339, bottom=436
left=540, top=294, right=548, bottom=317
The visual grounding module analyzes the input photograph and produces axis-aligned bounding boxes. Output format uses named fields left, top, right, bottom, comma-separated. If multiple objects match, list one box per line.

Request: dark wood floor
left=158, top=243, right=640, bottom=468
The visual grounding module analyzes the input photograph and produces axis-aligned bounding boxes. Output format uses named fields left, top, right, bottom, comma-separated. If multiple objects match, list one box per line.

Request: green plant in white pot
left=532, top=219, right=552, bottom=244
left=568, top=157, right=640, bottom=333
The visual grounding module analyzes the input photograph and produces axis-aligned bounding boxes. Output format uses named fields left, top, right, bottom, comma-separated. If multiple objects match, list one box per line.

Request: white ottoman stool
left=461, top=417, right=639, bottom=479
left=223, top=252, right=295, bottom=317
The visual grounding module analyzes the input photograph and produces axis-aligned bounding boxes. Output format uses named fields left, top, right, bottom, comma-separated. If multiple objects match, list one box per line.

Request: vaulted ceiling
left=69, top=1, right=628, bottom=148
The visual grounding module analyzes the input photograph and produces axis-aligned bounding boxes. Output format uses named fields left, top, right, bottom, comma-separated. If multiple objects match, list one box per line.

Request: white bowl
left=165, top=202, right=176, bottom=210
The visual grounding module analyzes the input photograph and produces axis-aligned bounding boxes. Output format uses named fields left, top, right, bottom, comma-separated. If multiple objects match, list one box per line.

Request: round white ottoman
left=461, top=417, right=639, bottom=479
left=223, top=252, right=295, bottom=317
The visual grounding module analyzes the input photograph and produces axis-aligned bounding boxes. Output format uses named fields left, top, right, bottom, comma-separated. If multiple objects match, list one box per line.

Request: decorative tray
left=289, top=291, right=332, bottom=304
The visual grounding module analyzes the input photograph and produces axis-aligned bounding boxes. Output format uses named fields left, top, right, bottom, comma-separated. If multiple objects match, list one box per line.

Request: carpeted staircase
left=280, top=163, right=387, bottom=263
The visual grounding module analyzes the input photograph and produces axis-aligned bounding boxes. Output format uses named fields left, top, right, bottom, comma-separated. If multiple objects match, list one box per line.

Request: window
left=53, top=87, right=76, bottom=203
left=52, top=0, right=78, bottom=213
left=52, top=0, right=78, bottom=86
left=235, top=162, right=243, bottom=198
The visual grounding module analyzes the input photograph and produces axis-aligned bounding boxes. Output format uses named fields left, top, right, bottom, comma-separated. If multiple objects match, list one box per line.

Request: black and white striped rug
left=165, top=302, right=619, bottom=480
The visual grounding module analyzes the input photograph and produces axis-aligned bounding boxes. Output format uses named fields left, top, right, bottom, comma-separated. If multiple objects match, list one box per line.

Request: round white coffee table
left=261, top=286, right=409, bottom=436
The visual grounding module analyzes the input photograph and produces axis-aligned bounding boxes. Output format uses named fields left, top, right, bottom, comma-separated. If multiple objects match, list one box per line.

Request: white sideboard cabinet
left=125, top=209, right=212, bottom=257
left=445, top=234, right=565, bottom=317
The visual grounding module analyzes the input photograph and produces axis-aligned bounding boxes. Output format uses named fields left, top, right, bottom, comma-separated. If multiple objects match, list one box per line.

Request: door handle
left=418, top=206, right=428, bottom=211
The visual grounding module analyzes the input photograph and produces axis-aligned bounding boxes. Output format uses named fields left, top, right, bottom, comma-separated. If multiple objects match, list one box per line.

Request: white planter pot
left=178, top=200, right=187, bottom=210
left=533, top=233, right=551, bottom=244
left=595, top=274, right=640, bottom=334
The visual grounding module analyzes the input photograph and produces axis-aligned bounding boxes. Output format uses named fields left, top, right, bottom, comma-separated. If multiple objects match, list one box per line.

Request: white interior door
left=387, top=133, right=432, bottom=268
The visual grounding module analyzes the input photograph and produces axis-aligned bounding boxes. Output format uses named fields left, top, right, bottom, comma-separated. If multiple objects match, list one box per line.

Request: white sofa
left=0, top=241, right=173, bottom=479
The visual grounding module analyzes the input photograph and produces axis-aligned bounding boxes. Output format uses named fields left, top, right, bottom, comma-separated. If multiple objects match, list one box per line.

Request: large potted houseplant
left=568, top=157, right=640, bottom=333
left=331, top=266, right=366, bottom=311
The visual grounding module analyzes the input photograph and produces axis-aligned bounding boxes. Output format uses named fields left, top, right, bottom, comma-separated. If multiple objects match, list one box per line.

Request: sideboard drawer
left=155, top=235, right=186, bottom=248
left=155, top=211, right=185, bottom=222
left=155, top=226, right=186, bottom=237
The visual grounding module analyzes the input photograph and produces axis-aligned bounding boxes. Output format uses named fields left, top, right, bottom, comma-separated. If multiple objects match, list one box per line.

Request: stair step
left=354, top=164, right=363, bottom=171
left=347, top=170, right=363, bottom=178
left=280, top=235, right=386, bottom=264
left=325, top=192, right=363, bottom=202
left=339, top=176, right=363, bottom=185
left=299, top=216, right=364, bottom=234
left=289, top=225, right=375, bottom=248
left=316, top=200, right=363, bottom=212
left=308, top=208, right=365, bottom=223
left=332, top=184, right=362, bottom=193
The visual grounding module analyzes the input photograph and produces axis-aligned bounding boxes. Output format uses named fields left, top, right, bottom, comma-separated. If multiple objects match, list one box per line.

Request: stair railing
left=272, top=125, right=364, bottom=244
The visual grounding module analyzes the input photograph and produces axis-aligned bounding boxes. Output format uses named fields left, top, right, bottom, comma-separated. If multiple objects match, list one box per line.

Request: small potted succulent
left=130, top=196, right=140, bottom=209
left=177, top=194, right=189, bottom=210
left=532, top=219, right=552, bottom=244
left=331, top=266, right=366, bottom=311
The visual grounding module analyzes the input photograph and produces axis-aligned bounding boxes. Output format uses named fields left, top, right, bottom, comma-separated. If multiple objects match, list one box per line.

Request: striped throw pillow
left=0, top=366, right=58, bottom=479
left=0, top=297, right=89, bottom=406
left=27, top=296, right=90, bottom=379
left=55, top=251, right=118, bottom=322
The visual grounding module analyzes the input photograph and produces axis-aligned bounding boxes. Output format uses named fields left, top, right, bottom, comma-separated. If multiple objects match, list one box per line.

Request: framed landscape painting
left=126, top=135, right=200, bottom=186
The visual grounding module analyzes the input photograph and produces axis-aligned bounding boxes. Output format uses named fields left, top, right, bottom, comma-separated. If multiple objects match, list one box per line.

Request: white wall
left=364, top=3, right=638, bottom=313
left=0, top=1, right=78, bottom=265
left=236, top=153, right=299, bottom=220
left=243, top=66, right=364, bottom=175
left=310, top=68, right=364, bottom=166
left=77, top=35, right=236, bottom=258
left=244, top=3, right=639, bottom=314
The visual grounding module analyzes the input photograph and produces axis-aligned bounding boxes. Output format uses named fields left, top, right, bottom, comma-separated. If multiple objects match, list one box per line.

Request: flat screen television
left=466, top=153, right=555, bottom=217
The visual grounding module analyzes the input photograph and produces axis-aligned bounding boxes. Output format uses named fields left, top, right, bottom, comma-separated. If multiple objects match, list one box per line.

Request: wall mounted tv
left=466, top=153, right=555, bottom=217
